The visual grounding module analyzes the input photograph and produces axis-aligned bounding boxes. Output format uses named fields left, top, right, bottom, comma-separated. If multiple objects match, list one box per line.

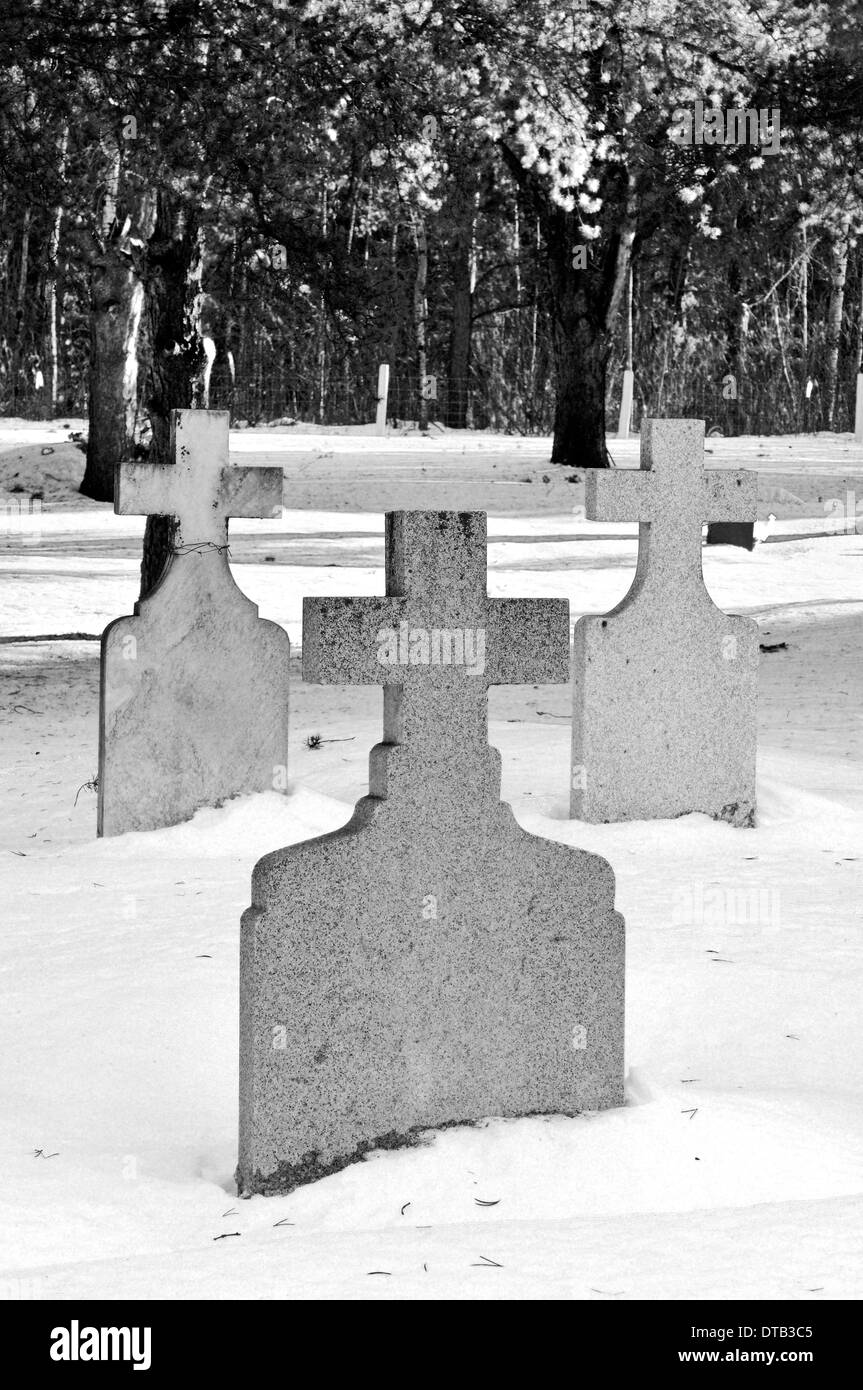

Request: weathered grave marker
left=238, top=511, right=624, bottom=1195
left=99, top=409, right=289, bottom=836
left=706, top=520, right=755, bottom=550
left=572, top=418, right=757, bottom=826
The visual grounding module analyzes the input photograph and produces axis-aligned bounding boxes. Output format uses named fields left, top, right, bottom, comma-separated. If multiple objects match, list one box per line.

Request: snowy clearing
left=1, top=427, right=862, bottom=1300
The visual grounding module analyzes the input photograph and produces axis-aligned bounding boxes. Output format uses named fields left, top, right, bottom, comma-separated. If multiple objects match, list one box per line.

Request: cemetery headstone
left=99, top=409, right=289, bottom=836
left=705, top=520, right=756, bottom=550
left=237, top=511, right=624, bottom=1195
left=571, top=418, right=757, bottom=826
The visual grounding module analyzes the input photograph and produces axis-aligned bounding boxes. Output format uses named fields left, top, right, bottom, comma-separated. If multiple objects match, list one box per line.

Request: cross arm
left=114, top=462, right=283, bottom=520
left=585, top=468, right=654, bottom=523
left=484, top=598, right=570, bottom=685
left=702, top=468, right=756, bottom=521
left=218, top=465, right=283, bottom=519
left=303, top=596, right=408, bottom=684
left=303, top=595, right=570, bottom=687
left=114, top=463, right=182, bottom=518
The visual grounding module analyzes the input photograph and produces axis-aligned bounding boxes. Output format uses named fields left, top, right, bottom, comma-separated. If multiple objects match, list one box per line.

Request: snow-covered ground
left=1, top=427, right=862, bottom=1300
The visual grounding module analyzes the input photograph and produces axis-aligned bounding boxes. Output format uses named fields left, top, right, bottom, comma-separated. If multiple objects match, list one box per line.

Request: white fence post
left=617, top=368, right=634, bottom=439
left=375, top=363, right=390, bottom=435
left=855, top=373, right=863, bottom=444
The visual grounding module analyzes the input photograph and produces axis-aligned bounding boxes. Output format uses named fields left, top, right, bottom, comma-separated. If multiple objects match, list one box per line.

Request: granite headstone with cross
left=571, top=418, right=757, bottom=826
left=98, top=409, right=289, bottom=837
left=237, top=511, right=624, bottom=1195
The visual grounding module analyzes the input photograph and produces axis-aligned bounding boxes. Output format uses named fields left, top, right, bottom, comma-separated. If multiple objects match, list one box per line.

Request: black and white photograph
left=1, top=0, right=861, bottom=1331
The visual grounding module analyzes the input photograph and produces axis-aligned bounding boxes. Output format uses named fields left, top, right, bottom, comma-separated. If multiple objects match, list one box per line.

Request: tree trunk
left=138, top=189, right=206, bottom=598
left=622, top=263, right=633, bottom=372
left=527, top=216, right=540, bottom=428
left=317, top=187, right=327, bottom=424
left=855, top=245, right=863, bottom=377
left=718, top=206, right=752, bottom=439
left=45, top=126, right=69, bottom=414
left=500, top=146, right=634, bottom=467
left=708, top=248, right=753, bottom=547
left=445, top=162, right=477, bottom=429
left=545, top=206, right=627, bottom=467
left=549, top=316, right=609, bottom=465
left=411, top=208, right=430, bottom=432
left=447, top=244, right=472, bottom=429
left=231, top=238, right=247, bottom=422
left=798, top=225, right=810, bottom=431
left=12, top=203, right=31, bottom=411
left=81, top=139, right=143, bottom=501
left=80, top=238, right=144, bottom=499
left=824, top=224, right=850, bottom=430
left=856, top=244, right=861, bottom=378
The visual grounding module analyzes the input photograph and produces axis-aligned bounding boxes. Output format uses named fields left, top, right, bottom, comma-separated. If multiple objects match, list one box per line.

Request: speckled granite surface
left=99, top=410, right=288, bottom=837
left=238, top=512, right=624, bottom=1196
left=572, top=419, right=757, bottom=826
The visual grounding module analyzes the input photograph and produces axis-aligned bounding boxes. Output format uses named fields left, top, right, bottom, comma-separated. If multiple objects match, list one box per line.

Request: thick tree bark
left=544, top=205, right=632, bottom=467
left=316, top=187, right=327, bottom=424
left=80, top=237, right=143, bottom=499
left=855, top=245, right=863, bottom=377
left=500, top=144, right=635, bottom=468
left=81, top=139, right=143, bottom=501
left=138, top=190, right=206, bottom=599
left=549, top=314, right=609, bottom=465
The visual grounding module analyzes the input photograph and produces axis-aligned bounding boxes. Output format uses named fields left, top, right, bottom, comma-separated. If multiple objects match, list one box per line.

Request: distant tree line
left=1, top=2, right=862, bottom=549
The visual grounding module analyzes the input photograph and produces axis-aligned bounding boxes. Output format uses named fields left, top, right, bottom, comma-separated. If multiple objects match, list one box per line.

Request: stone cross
left=584, top=416, right=756, bottom=582
left=302, top=510, right=571, bottom=816
left=572, top=418, right=758, bottom=825
left=116, top=408, right=282, bottom=548
left=99, top=409, right=290, bottom=837
left=238, top=511, right=625, bottom=1197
